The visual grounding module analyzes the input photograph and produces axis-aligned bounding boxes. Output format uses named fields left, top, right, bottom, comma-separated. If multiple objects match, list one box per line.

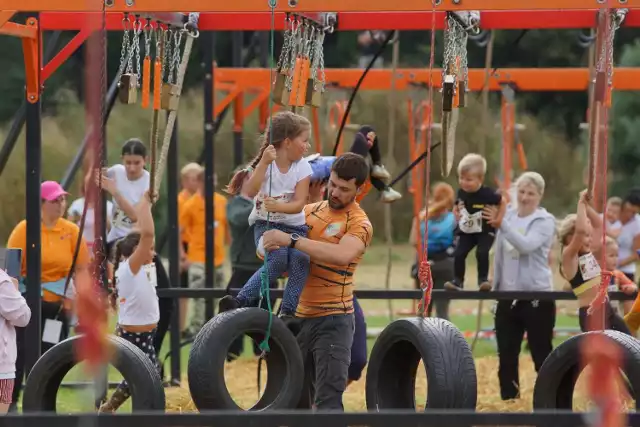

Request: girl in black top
left=559, top=190, right=630, bottom=334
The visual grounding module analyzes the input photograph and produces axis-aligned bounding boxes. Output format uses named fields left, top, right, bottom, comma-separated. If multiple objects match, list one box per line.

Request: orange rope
left=416, top=1, right=437, bottom=316
left=583, top=6, right=624, bottom=427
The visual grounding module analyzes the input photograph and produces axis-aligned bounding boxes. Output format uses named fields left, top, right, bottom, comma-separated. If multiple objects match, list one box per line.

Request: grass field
left=36, top=244, right=605, bottom=413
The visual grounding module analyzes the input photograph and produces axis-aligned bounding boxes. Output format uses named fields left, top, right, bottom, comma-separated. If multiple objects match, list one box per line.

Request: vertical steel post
left=24, top=12, right=42, bottom=379
left=167, top=115, right=181, bottom=385
left=203, top=31, right=216, bottom=320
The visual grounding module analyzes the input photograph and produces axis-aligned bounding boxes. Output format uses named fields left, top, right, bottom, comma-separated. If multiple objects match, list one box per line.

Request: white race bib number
left=43, top=319, right=63, bottom=344
left=459, top=209, right=483, bottom=234
left=113, top=207, right=134, bottom=229
left=144, top=263, right=158, bottom=287
left=578, top=253, right=601, bottom=281
left=256, top=192, right=293, bottom=223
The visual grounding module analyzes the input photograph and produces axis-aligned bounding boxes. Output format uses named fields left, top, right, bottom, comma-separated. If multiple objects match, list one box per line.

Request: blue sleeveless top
left=420, top=211, right=455, bottom=254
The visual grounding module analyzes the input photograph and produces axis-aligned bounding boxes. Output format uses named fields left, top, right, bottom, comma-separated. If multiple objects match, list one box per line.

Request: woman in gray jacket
left=483, top=171, right=556, bottom=401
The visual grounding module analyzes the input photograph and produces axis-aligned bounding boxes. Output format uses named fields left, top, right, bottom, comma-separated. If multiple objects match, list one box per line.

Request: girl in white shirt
left=99, top=192, right=159, bottom=413
left=100, top=138, right=172, bottom=365
left=220, top=111, right=312, bottom=318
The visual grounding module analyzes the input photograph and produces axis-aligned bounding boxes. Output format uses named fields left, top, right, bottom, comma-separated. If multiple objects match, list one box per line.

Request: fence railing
left=1, top=410, right=638, bottom=427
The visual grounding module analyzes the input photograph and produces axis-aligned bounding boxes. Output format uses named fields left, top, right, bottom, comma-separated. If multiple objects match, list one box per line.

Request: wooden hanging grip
left=161, top=83, right=180, bottom=111
left=118, top=73, right=138, bottom=104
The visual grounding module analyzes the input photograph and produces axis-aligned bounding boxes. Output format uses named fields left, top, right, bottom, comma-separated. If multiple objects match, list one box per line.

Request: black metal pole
left=232, top=31, right=243, bottom=168
left=24, top=13, right=42, bottom=379
left=0, top=31, right=62, bottom=177
left=203, top=31, right=215, bottom=320
left=167, top=115, right=181, bottom=386
left=60, top=63, right=121, bottom=190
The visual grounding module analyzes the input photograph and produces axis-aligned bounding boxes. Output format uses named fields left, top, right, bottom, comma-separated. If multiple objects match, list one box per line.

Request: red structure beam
left=6, top=0, right=639, bottom=12
left=42, top=28, right=91, bottom=82
left=39, top=10, right=640, bottom=31
left=214, top=68, right=640, bottom=92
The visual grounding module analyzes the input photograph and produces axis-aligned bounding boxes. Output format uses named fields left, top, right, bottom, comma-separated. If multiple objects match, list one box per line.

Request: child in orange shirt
left=600, top=237, right=637, bottom=315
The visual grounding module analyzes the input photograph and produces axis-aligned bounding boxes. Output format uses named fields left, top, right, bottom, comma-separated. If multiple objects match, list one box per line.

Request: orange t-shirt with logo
left=296, top=201, right=373, bottom=318
left=7, top=218, right=90, bottom=302
left=179, top=192, right=228, bottom=267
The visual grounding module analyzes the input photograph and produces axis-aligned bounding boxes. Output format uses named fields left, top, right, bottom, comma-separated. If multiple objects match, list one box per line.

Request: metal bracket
left=500, top=83, right=516, bottom=103
left=292, top=12, right=338, bottom=31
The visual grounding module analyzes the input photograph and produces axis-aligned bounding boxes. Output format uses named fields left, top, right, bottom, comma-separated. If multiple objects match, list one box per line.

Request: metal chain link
left=132, top=19, right=142, bottom=82
left=143, top=22, right=152, bottom=59
left=119, top=17, right=131, bottom=76
left=276, top=14, right=292, bottom=72
left=318, top=31, right=326, bottom=92
left=126, top=18, right=141, bottom=75
left=164, top=29, right=173, bottom=83
left=442, top=14, right=469, bottom=93
left=310, top=28, right=323, bottom=89
left=171, top=30, right=184, bottom=84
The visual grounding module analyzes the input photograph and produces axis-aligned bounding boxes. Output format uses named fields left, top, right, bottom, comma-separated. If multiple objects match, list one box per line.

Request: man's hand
left=308, top=181, right=325, bottom=203
left=262, top=229, right=291, bottom=252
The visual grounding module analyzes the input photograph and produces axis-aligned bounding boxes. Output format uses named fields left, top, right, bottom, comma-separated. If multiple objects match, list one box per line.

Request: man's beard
left=328, top=195, right=355, bottom=210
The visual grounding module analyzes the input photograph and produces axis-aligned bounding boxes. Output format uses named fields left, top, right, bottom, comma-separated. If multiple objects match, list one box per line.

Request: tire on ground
left=188, top=307, right=304, bottom=411
left=365, top=317, right=477, bottom=410
left=22, top=334, right=166, bottom=412
left=533, top=330, right=640, bottom=410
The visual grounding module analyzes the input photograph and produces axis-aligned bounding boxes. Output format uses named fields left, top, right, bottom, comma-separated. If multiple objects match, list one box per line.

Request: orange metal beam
left=0, top=21, right=37, bottom=38
left=21, top=17, right=40, bottom=103
left=0, top=11, right=15, bottom=27
left=214, top=68, right=640, bottom=92
left=5, top=0, right=636, bottom=12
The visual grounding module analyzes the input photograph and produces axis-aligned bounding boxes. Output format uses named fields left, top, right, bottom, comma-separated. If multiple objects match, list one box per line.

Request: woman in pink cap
left=6, top=180, right=90, bottom=411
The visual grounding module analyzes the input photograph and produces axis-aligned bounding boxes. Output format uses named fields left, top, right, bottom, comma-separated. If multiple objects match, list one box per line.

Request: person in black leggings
left=348, top=126, right=401, bottom=203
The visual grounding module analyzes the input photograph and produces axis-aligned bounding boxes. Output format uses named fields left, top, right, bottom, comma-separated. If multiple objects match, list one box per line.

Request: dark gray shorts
left=296, top=313, right=355, bottom=411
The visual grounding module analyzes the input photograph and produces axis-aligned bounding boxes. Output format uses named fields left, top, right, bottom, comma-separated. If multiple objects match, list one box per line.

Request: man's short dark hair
left=332, top=153, right=369, bottom=187
left=625, top=189, right=640, bottom=208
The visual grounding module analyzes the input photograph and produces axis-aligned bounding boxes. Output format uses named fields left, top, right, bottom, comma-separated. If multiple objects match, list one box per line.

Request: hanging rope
left=383, top=30, right=399, bottom=322
left=583, top=6, right=624, bottom=427
left=416, top=1, right=438, bottom=317
left=152, top=16, right=199, bottom=198
left=255, top=1, right=279, bottom=354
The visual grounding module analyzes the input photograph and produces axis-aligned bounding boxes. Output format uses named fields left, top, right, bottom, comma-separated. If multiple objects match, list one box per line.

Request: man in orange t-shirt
left=262, top=153, right=373, bottom=411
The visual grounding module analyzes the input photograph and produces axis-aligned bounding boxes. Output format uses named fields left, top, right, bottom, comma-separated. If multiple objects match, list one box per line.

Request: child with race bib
left=219, top=111, right=312, bottom=318
left=445, top=153, right=504, bottom=292
left=99, top=191, right=160, bottom=413
left=559, top=190, right=630, bottom=334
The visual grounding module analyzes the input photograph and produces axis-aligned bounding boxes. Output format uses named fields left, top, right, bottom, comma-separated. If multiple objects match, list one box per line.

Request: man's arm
left=295, top=234, right=366, bottom=266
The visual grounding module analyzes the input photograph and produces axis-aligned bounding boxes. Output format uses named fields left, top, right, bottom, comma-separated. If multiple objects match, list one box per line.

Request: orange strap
left=141, top=56, right=151, bottom=109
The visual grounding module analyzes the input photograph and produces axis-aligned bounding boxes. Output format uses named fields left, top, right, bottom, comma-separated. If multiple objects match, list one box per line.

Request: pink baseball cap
left=41, top=181, right=69, bottom=201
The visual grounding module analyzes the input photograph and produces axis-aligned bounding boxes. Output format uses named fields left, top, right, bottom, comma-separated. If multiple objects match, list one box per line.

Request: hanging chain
left=164, top=28, right=173, bottom=82
left=170, top=29, right=184, bottom=84
left=143, top=21, right=152, bottom=59
left=119, top=16, right=131, bottom=76
left=276, top=14, right=293, bottom=72
left=310, top=28, right=324, bottom=90
left=441, top=13, right=469, bottom=92
left=285, top=18, right=302, bottom=90
left=126, top=17, right=141, bottom=75
left=317, top=31, right=326, bottom=93
left=133, top=18, right=142, bottom=82
left=303, top=25, right=315, bottom=63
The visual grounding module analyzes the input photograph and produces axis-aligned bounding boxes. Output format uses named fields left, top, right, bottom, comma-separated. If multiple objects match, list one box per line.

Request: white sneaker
left=381, top=187, right=402, bottom=203
left=371, top=164, right=391, bottom=181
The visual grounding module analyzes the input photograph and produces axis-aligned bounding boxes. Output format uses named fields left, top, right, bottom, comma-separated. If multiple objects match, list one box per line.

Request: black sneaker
left=444, top=280, right=463, bottom=291
left=218, top=295, right=241, bottom=313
